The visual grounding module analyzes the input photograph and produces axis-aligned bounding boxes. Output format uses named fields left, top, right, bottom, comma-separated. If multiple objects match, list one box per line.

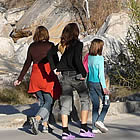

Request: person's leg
left=69, top=92, right=80, bottom=122
left=94, top=84, right=110, bottom=122
left=74, top=80, right=95, bottom=138
left=39, top=92, right=53, bottom=124
left=48, top=99, right=56, bottom=125
left=40, top=93, right=53, bottom=133
left=30, top=91, right=44, bottom=135
left=60, top=75, right=75, bottom=139
left=35, top=91, right=44, bottom=121
left=88, top=82, right=100, bottom=130
left=93, top=83, right=110, bottom=133
left=31, top=91, right=53, bottom=134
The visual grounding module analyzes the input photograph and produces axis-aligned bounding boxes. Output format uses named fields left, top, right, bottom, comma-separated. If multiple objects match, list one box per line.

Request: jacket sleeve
left=74, top=42, right=87, bottom=78
left=98, top=57, right=106, bottom=89
left=47, top=44, right=59, bottom=70
left=18, top=45, right=32, bottom=81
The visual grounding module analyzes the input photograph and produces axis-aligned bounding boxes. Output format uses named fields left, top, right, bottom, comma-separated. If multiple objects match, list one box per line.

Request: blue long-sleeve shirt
left=88, top=55, right=106, bottom=89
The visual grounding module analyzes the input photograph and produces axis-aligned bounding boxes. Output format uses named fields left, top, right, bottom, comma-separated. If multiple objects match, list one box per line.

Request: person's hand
left=14, top=80, right=21, bottom=86
left=53, top=69, right=60, bottom=76
left=103, top=88, right=110, bottom=95
left=55, top=72, right=60, bottom=76
left=80, top=77, right=85, bottom=81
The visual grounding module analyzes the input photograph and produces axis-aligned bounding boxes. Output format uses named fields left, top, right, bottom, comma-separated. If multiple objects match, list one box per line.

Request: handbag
left=83, top=53, right=89, bottom=73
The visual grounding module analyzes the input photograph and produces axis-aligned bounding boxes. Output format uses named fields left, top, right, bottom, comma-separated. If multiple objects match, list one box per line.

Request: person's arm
left=47, top=43, right=59, bottom=71
left=17, top=45, right=32, bottom=81
left=98, top=57, right=106, bottom=88
left=98, top=57, right=110, bottom=94
left=74, top=42, right=87, bottom=78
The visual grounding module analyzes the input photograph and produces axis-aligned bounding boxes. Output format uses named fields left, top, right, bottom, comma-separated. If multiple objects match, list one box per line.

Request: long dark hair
left=60, top=23, right=79, bottom=47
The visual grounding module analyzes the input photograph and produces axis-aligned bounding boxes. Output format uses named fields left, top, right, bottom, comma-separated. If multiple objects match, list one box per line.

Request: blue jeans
left=88, top=82, right=110, bottom=129
left=36, top=91, right=53, bottom=122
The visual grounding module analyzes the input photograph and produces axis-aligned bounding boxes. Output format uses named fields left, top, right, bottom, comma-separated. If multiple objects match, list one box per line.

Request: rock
left=0, top=56, right=22, bottom=88
left=0, top=37, right=15, bottom=58
left=11, top=0, right=77, bottom=43
left=0, top=23, right=13, bottom=38
left=0, top=12, right=13, bottom=38
left=0, top=0, right=35, bottom=9
left=97, top=12, right=130, bottom=42
left=14, top=37, right=32, bottom=64
left=4, top=8, right=26, bottom=24
left=82, top=12, right=131, bottom=60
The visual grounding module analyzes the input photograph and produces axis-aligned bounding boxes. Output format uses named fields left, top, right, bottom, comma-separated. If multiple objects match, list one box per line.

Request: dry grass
left=110, top=85, right=139, bottom=101
left=0, top=82, right=35, bottom=105
left=90, top=0, right=123, bottom=31
left=3, top=0, right=36, bottom=9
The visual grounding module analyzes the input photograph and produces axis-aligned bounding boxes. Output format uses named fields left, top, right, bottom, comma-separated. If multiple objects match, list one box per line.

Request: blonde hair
left=58, top=43, right=66, bottom=54
left=33, top=26, right=49, bottom=42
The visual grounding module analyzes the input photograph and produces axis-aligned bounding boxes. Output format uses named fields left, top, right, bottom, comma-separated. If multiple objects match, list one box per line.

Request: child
left=87, top=39, right=110, bottom=134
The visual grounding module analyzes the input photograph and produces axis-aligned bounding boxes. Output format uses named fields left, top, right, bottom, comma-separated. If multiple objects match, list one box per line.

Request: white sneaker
left=95, top=121, right=108, bottom=133
left=92, top=129, right=102, bottom=134
left=42, top=126, right=48, bottom=133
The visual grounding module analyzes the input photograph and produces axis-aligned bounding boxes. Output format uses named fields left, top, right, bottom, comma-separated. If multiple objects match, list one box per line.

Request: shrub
left=0, top=81, right=35, bottom=105
left=108, top=0, right=140, bottom=89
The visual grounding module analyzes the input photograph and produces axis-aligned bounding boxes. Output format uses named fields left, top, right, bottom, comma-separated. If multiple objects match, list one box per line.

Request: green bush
left=108, top=0, right=140, bottom=90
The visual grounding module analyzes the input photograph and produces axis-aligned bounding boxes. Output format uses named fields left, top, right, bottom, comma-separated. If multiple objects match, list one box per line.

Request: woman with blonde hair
left=14, top=26, right=61, bottom=135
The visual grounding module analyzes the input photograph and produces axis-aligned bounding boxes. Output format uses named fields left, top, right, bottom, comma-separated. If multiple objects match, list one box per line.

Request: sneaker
left=79, top=129, right=95, bottom=138
left=30, top=117, right=39, bottom=135
left=95, top=121, right=108, bottom=133
left=62, top=133, right=75, bottom=140
left=92, top=129, right=102, bottom=134
left=42, top=126, right=48, bottom=133
left=42, top=124, right=54, bottom=133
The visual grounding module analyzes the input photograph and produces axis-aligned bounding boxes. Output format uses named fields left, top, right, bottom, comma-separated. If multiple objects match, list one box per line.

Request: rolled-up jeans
left=88, top=81, right=110, bottom=129
left=59, top=71, right=90, bottom=115
left=36, top=91, right=53, bottom=122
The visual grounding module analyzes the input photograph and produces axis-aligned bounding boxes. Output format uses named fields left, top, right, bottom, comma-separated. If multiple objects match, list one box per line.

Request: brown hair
left=60, top=23, right=79, bottom=47
left=33, top=26, right=49, bottom=42
left=89, top=39, right=104, bottom=56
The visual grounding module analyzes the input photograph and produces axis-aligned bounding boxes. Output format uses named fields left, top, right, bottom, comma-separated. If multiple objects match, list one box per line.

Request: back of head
left=89, top=39, right=104, bottom=56
left=61, top=23, right=79, bottom=47
left=33, top=26, right=49, bottom=42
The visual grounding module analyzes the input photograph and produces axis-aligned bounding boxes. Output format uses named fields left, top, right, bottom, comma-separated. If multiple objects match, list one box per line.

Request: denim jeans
left=60, top=71, right=90, bottom=115
left=36, top=91, right=53, bottom=122
left=88, top=81, right=110, bottom=129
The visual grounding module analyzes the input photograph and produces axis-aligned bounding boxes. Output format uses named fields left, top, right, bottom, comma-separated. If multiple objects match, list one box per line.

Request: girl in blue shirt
left=87, top=39, right=110, bottom=134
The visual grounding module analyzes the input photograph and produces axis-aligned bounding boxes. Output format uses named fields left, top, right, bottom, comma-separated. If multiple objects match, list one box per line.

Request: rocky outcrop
left=9, top=0, right=73, bottom=43
left=82, top=12, right=131, bottom=60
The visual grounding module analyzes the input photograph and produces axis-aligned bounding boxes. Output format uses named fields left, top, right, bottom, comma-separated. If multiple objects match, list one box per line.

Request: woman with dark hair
left=52, top=23, right=95, bottom=139
left=14, top=26, right=61, bottom=135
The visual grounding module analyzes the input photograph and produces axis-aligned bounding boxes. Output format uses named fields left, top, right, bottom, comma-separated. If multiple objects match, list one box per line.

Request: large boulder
left=82, top=12, right=131, bottom=60
left=11, top=0, right=78, bottom=43
left=0, top=37, right=15, bottom=58
left=96, top=12, right=130, bottom=43
left=14, top=37, right=32, bottom=64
